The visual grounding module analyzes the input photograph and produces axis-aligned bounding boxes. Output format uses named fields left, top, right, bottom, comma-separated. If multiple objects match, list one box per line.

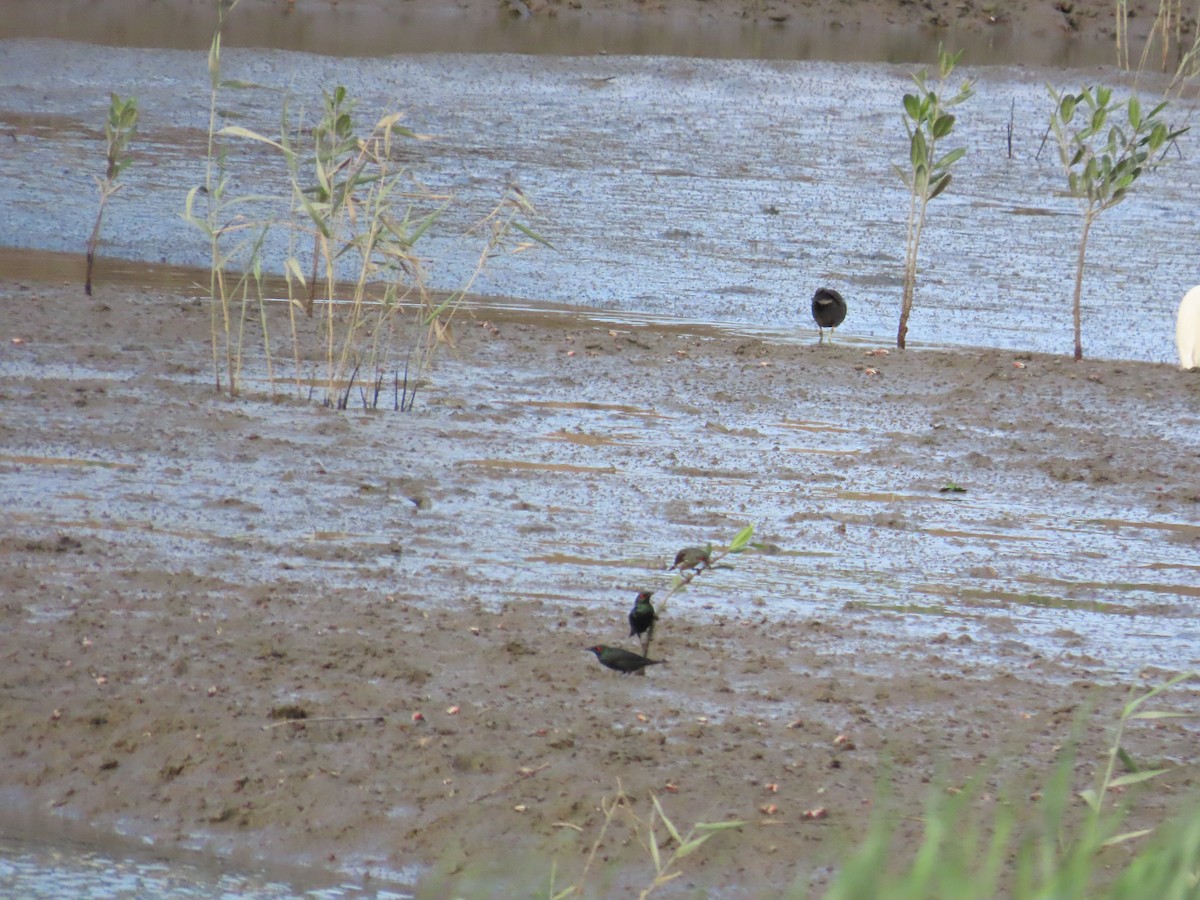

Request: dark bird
left=628, top=590, right=657, bottom=645
left=669, top=545, right=711, bottom=573
left=586, top=645, right=664, bottom=674
left=811, top=287, right=847, bottom=342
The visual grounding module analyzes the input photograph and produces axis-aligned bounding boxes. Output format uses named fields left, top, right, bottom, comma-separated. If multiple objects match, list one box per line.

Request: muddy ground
left=2, top=0, right=1200, bottom=896
left=1, top=269, right=1198, bottom=896
left=3, top=0, right=1184, bottom=56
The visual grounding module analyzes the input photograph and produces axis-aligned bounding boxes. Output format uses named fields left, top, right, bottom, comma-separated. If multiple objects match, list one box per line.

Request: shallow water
left=0, top=42, right=1196, bottom=364
left=0, top=833, right=413, bottom=899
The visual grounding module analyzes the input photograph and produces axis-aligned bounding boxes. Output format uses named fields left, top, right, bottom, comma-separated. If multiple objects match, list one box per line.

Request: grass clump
left=184, top=0, right=549, bottom=405
left=813, top=670, right=1199, bottom=900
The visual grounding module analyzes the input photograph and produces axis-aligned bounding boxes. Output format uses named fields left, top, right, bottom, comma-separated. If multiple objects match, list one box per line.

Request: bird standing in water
left=586, top=645, right=664, bottom=674
left=628, top=590, right=657, bottom=653
left=669, top=546, right=711, bottom=573
left=811, top=287, right=847, bottom=342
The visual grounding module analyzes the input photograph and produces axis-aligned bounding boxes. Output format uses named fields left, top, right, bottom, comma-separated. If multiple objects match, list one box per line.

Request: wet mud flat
left=1, top=279, right=1198, bottom=894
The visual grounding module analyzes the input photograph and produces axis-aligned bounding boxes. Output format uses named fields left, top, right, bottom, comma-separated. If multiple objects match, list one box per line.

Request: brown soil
left=474, top=0, right=1161, bottom=44
left=2, top=268, right=1198, bottom=895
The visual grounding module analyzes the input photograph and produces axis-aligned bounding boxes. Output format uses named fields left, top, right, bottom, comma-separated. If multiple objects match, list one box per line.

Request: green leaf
left=1097, top=85, right=1112, bottom=106
left=728, top=524, right=755, bottom=553
left=1079, top=787, right=1100, bottom=813
left=1116, top=745, right=1138, bottom=772
left=218, top=125, right=287, bottom=152
left=675, top=834, right=715, bottom=859
left=648, top=821, right=662, bottom=871
left=1100, top=828, right=1154, bottom=848
left=207, top=31, right=222, bottom=90
left=933, top=146, right=966, bottom=170
left=1127, top=95, right=1141, bottom=129
left=911, top=130, right=928, bottom=170
left=928, top=173, right=952, bottom=200
left=1148, top=122, right=1168, bottom=152
left=931, top=112, right=955, bottom=139
left=694, top=820, right=748, bottom=832
left=652, top=795, right=684, bottom=846
left=1060, top=94, right=1076, bottom=124
left=903, top=93, right=921, bottom=121
left=1123, top=671, right=1197, bottom=717
left=512, top=219, right=556, bottom=250
left=284, top=256, right=308, bottom=288
left=1108, top=768, right=1170, bottom=788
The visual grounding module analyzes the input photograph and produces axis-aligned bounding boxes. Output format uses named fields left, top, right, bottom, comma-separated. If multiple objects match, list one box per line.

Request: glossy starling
left=811, top=287, right=847, bottom=342
left=668, top=545, right=711, bottom=573
left=628, top=591, right=657, bottom=643
left=586, top=645, right=663, bottom=674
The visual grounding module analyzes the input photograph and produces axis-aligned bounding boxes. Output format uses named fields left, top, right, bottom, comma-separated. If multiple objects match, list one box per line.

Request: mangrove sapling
left=1046, top=85, right=1187, bottom=360
left=654, top=524, right=754, bottom=616
left=895, top=45, right=975, bottom=350
left=85, top=92, right=138, bottom=296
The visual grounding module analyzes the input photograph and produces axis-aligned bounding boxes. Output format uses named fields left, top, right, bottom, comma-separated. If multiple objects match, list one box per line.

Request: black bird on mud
left=811, top=287, right=847, bottom=342
left=628, top=590, right=657, bottom=648
left=586, top=645, right=664, bottom=674
left=668, top=545, right=711, bottom=573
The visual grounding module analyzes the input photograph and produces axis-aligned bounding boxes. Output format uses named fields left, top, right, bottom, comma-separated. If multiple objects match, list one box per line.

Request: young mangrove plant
left=85, top=92, right=139, bottom=296
left=655, top=523, right=755, bottom=618
left=1046, top=85, right=1187, bottom=360
left=895, top=45, right=974, bottom=350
